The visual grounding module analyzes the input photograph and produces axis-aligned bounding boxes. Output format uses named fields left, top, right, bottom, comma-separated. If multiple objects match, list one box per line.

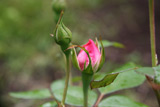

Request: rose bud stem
left=61, top=53, right=71, bottom=106
left=53, top=11, right=72, bottom=106
left=82, top=72, right=93, bottom=107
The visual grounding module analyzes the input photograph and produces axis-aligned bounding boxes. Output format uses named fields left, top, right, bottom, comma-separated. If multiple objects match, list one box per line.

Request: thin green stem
left=148, top=0, right=160, bottom=106
left=149, top=0, right=156, bottom=67
left=61, top=54, right=71, bottom=106
left=82, top=72, right=93, bottom=107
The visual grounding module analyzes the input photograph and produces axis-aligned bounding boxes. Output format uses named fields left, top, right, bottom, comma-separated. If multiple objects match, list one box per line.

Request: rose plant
left=9, top=0, right=160, bottom=107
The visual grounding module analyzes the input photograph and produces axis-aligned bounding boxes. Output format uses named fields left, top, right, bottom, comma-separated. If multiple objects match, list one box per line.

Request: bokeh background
left=0, top=0, right=160, bottom=107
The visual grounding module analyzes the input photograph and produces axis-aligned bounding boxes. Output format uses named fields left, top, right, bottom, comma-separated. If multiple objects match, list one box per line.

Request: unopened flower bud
left=71, top=39, right=105, bottom=74
left=54, top=22, right=72, bottom=53
left=52, top=0, right=66, bottom=14
left=77, top=39, right=101, bottom=72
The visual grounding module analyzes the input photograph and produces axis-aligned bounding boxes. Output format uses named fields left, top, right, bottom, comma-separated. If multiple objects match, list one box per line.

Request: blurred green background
left=0, top=0, right=160, bottom=107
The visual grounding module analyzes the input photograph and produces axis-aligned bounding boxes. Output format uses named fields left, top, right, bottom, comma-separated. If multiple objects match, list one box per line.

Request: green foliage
left=98, top=63, right=146, bottom=94
left=90, top=73, right=118, bottom=89
left=99, top=95, right=148, bottom=107
left=41, top=101, right=57, bottom=107
left=9, top=89, right=51, bottom=99
left=135, top=65, right=160, bottom=84
left=135, top=67, right=155, bottom=77
left=51, top=80, right=97, bottom=106
left=51, top=79, right=65, bottom=91
left=98, top=40, right=124, bottom=48
left=91, top=62, right=142, bottom=89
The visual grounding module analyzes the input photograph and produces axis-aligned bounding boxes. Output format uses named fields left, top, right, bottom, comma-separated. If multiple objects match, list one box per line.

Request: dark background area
left=0, top=0, right=160, bottom=107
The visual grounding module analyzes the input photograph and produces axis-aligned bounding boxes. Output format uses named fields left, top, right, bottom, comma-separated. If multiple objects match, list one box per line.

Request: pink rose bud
left=77, top=39, right=101, bottom=71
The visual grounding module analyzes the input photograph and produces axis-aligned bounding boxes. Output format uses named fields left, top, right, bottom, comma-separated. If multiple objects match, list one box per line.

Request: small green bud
left=54, top=22, right=72, bottom=51
left=52, top=0, right=66, bottom=14
left=54, top=22, right=72, bottom=55
left=53, top=11, right=72, bottom=55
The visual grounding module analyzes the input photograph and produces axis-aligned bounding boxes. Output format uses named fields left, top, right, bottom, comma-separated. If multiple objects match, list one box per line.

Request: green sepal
left=67, top=45, right=93, bottom=74
left=83, top=60, right=87, bottom=70
left=54, top=22, right=72, bottom=47
left=96, top=39, right=105, bottom=72
left=71, top=48, right=81, bottom=70
left=62, top=23, right=72, bottom=40
left=80, top=46, right=93, bottom=74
